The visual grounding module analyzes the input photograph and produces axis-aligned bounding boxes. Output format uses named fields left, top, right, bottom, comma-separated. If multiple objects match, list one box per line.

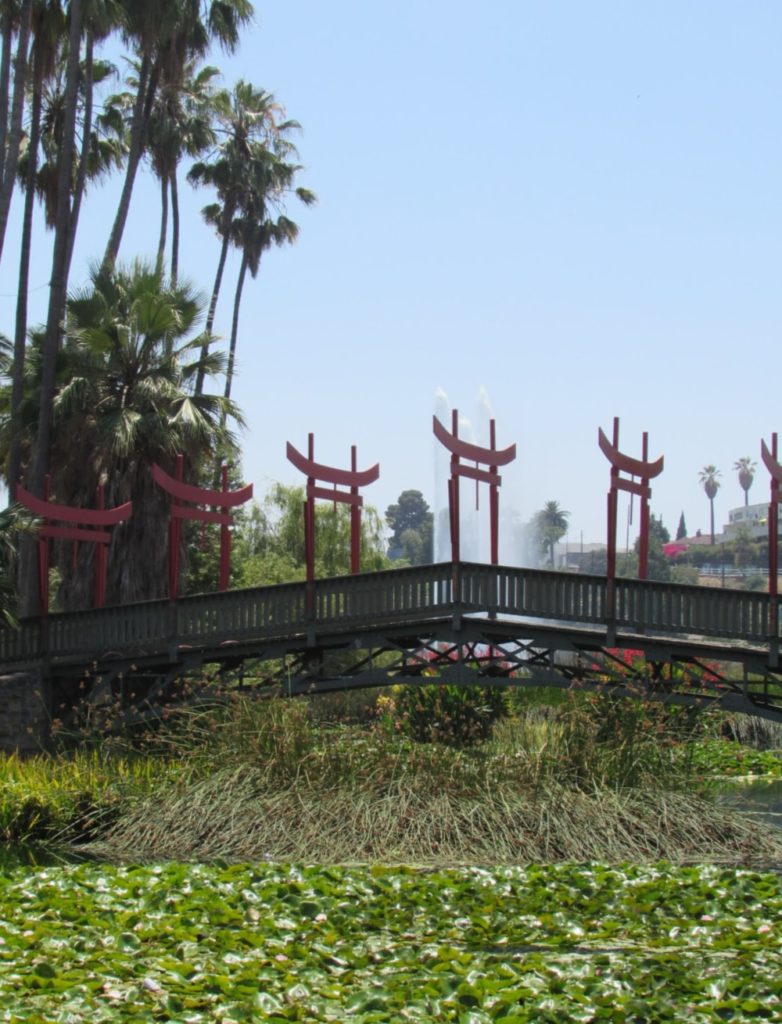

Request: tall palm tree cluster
left=0, top=1, right=316, bottom=613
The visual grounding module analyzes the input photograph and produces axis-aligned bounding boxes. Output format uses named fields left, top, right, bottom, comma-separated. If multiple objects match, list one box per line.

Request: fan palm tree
left=733, top=457, right=756, bottom=507
left=221, top=156, right=316, bottom=415
left=534, top=500, right=569, bottom=568
left=188, top=81, right=305, bottom=395
left=144, top=59, right=219, bottom=282
left=9, top=262, right=242, bottom=608
left=699, top=465, right=721, bottom=545
left=102, top=0, right=253, bottom=272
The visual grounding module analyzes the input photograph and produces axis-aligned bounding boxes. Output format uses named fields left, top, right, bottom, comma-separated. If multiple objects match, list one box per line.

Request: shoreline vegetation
left=2, top=687, right=782, bottom=867
left=3, top=688, right=782, bottom=1021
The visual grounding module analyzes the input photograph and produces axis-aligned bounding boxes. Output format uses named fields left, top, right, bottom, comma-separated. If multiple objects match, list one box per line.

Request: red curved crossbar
left=151, top=464, right=253, bottom=506
left=761, top=439, right=782, bottom=484
left=15, top=484, right=132, bottom=525
left=433, top=416, right=516, bottom=465
left=598, top=429, right=664, bottom=478
left=286, top=442, right=380, bottom=487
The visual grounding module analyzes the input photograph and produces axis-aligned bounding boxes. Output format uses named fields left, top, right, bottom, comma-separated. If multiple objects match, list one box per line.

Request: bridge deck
left=0, top=562, right=777, bottom=673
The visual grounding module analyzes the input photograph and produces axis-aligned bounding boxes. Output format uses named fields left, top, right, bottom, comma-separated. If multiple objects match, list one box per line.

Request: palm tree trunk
left=102, top=51, right=155, bottom=272
left=223, top=249, right=248, bottom=409
left=28, top=0, right=83, bottom=497
left=0, top=0, right=32, bottom=263
left=710, top=499, right=715, bottom=545
left=0, top=4, right=13, bottom=188
left=156, top=173, right=168, bottom=275
left=195, top=226, right=231, bottom=395
left=63, top=26, right=93, bottom=285
left=8, top=49, right=43, bottom=495
left=170, top=167, right=180, bottom=286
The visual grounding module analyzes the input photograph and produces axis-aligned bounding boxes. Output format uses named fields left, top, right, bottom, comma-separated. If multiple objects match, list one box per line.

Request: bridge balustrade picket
left=311, top=564, right=454, bottom=625
left=45, top=599, right=172, bottom=661
left=177, top=582, right=308, bottom=645
left=612, top=577, right=771, bottom=641
left=458, top=564, right=607, bottom=623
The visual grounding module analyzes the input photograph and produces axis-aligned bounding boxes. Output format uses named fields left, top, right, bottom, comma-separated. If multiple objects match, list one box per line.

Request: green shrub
left=377, top=683, right=508, bottom=747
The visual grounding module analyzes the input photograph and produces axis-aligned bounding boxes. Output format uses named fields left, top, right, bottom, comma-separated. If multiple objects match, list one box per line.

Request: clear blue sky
left=2, top=0, right=780, bottom=553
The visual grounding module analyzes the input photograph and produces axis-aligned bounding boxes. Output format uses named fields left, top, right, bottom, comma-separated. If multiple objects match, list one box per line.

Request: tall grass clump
left=0, top=750, right=173, bottom=845
left=76, top=687, right=782, bottom=866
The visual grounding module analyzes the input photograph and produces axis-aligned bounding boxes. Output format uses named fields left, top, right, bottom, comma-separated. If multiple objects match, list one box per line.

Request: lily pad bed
left=1, top=861, right=781, bottom=1022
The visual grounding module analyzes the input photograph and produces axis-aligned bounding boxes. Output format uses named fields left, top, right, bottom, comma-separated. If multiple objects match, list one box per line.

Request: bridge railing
left=612, top=575, right=771, bottom=641
left=458, top=563, right=607, bottom=623
left=0, top=562, right=778, bottom=672
left=457, top=563, right=774, bottom=643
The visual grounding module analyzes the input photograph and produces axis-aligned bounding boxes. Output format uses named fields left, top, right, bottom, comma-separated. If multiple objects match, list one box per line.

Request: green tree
left=644, top=514, right=670, bottom=581
left=385, top=489, right=433, bottom=564
left=734, top=456, right=756, bottom=507
left=699, top=465, right=721, bottom=545
left=234, top=484, right=389, bottom=587
left=533, top=500, right=569, bottom=568
left=7, top=262, right=240, bottom=607
left=675, top=511, right=687, bottom=541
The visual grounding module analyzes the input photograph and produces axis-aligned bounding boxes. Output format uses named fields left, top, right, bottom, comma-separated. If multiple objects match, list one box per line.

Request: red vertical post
left=489, top=419, right=499, bottom=565
left=306, top=433, right=315, bottom=585
left=638, top=432, right=650, bottom=580
left=219, top=463, right=230, bottom=590
left=606, top=417, right=619, bottom=583
left=451, top=410, right=461, bottom=564
left=38, top=476, right=51, bottom=617
left=94, top=484, right=106, bottom=607
left=168, top=454, right=183, bottom=599
left=770, top=434, right=779, bottom=600
left=350, top=445, right=360, bottom=574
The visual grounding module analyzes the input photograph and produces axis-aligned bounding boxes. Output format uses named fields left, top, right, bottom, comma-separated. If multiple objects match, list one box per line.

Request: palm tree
left=102, top=0, right=253, bottom=272
left=221, top=155, right=316, bottom=415
left=0, top=0, right=33, bottom=262
left=188, top=81, right=304, bottom=395
left=9, top=9, right=125, bottom=493
left=699, top=465, right=721, bottom=545
left=7, top=0, right=67, bottom=496
left=734, top=457, right=756, bottom=507
left=534, top=500, right=569, bottom=568
left=144, top=59, right=219, bottom=282
left=9, top=262, right=242, bottom=608
left=28, top=0, right=84, bottom=538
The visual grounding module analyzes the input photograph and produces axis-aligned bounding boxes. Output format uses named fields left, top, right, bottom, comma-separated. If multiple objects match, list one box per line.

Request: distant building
left=722, top=502, right=772, bottom=541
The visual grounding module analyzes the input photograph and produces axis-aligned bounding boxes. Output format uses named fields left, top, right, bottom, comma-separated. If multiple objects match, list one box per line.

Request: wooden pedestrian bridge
left=2, top=561, right=782, bottom=726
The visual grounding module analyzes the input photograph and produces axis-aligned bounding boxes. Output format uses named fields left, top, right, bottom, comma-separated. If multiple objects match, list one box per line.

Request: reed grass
left=0, top=750, right=173, bottom=844
left=83, top=767, right=782, bottom=867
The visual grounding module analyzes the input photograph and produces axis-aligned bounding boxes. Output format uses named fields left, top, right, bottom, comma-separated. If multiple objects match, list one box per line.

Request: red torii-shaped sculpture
left=286, top=434, right=380, bottom=583
left=152, top=455, right=253, bottom=598
left=16, top=478, right=132, bottom=615
left=599, top=417, right=664, bottom=582
left=433, top=410, right=517, bottom=565
left=761, top=434, right=782, bottom=602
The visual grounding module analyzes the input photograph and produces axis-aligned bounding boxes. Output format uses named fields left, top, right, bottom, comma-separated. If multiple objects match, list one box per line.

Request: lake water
left=716, top=777, right=782, bottom=830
